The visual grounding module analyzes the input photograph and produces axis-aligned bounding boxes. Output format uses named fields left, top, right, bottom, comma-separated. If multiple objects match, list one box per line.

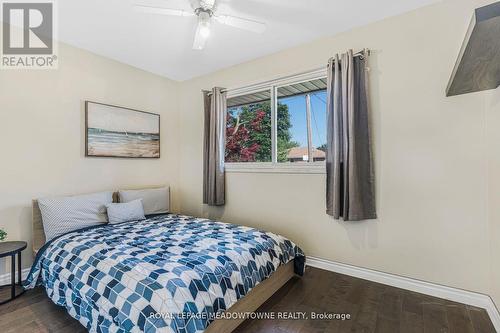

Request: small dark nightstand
left=0, top=241, right=27, bottom=305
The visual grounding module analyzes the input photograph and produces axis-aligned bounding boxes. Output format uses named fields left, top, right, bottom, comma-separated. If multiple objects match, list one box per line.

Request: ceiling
left=57, top=0, right=439, bottom=81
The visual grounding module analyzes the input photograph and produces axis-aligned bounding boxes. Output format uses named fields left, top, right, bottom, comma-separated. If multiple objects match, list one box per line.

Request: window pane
left=310, top=90, right=327, bottom=152
left=226, top=90, right=272, bottom=162
left=277, top=78, right=327, bottom=163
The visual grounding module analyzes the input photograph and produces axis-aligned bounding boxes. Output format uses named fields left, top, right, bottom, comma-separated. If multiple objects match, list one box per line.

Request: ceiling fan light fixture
left=197, top=10, right=211, bottom=38
left=193, top=10, right=212, bottom=50
left=199, top=21, right=211, bottom=38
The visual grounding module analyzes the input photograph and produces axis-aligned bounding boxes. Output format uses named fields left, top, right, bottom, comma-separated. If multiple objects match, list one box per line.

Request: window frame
left=225, top=68, right=328, bottom=174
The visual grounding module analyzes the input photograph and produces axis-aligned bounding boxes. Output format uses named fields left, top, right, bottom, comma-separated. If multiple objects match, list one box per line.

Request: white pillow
left=106, top=199, right=145, bottom=224
left=118, top=187, right=169, bottom=215
left=38, top=191, right=113, bottom=241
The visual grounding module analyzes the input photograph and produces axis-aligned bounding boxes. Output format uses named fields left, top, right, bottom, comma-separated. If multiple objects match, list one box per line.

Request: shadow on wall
left=202, top=204, right=225, bottom=221
left=339, top=219, right=379, bottom=250
left=0, top=205, right=33, bottom=275
left=201, top=196, right=379, bottom=251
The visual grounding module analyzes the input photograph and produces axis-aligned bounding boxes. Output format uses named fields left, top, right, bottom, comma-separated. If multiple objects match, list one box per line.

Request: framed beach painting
left=85, top=101, right=160, bottom=158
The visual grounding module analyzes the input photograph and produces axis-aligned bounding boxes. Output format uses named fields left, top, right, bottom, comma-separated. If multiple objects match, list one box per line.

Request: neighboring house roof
left=287, top=147, right=326, bottom=160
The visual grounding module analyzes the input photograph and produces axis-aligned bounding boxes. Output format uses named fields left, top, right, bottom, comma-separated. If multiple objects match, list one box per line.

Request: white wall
left=0, top=41, right=180, bottom=271
left=178, top=0, right=499, bottom=306
left=487, top=88, right=500, bottom=309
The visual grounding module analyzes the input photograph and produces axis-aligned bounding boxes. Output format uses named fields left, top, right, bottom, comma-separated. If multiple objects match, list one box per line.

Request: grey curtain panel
left=326, top=50, right=376, bottom=221
left=203, top=87, right=227, bottom=206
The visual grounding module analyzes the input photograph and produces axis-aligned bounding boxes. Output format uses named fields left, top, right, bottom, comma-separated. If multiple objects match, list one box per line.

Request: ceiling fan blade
left=134, top=4, right=194, bottom=17
left=193, top=22, right=209, bottom=50
left=214, top=15, right=266, bottom=33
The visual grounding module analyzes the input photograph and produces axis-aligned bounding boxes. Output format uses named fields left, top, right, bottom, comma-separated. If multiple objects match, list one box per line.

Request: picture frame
left=85, top=101, right=160, bottom=158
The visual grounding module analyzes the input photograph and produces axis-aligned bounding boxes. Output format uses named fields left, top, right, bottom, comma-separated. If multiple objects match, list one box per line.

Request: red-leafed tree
left=225, top=102, right=297, bottom=162
left=225, top=111, right=262, bottom=162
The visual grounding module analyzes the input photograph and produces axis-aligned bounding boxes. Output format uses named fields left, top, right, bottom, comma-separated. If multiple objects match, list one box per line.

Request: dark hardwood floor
left=0, top=267, right=495, bottom=333
left=235, top=268, right=496, bottom=333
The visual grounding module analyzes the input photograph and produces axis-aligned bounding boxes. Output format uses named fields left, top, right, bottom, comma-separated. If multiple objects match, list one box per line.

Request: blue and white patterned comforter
left=25, top=214, right=305, bottom=333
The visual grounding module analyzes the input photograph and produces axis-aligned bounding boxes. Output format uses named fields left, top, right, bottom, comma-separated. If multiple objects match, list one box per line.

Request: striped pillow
left=38, top=191, right=113, bottom=241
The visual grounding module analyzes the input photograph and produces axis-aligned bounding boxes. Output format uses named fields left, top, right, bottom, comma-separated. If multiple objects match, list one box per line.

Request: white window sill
left=225, top=162, right=326, bottom=174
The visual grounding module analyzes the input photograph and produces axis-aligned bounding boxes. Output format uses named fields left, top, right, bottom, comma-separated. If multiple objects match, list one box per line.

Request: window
left=225, top=69, right=327, bottom=171
left=226, top=90, right=272, bottom=162
left=277, top=78, right=327, bottom=163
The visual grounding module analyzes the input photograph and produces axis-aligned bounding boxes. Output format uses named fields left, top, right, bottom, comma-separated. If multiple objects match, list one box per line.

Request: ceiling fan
left=134, top=0, right=267, bottom=50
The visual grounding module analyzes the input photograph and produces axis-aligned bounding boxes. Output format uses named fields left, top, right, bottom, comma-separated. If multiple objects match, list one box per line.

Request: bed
left=26, top=195, right=305, bottom=333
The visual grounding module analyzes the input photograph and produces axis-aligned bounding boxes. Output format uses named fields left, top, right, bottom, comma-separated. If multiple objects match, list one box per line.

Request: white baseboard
left=307, top=256, right=500, bottom=332
left=0, top=268, right=31, bottom=286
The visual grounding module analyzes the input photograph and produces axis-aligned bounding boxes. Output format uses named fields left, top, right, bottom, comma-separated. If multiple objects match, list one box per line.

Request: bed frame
left=31, top=194, right=298, bottom=333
